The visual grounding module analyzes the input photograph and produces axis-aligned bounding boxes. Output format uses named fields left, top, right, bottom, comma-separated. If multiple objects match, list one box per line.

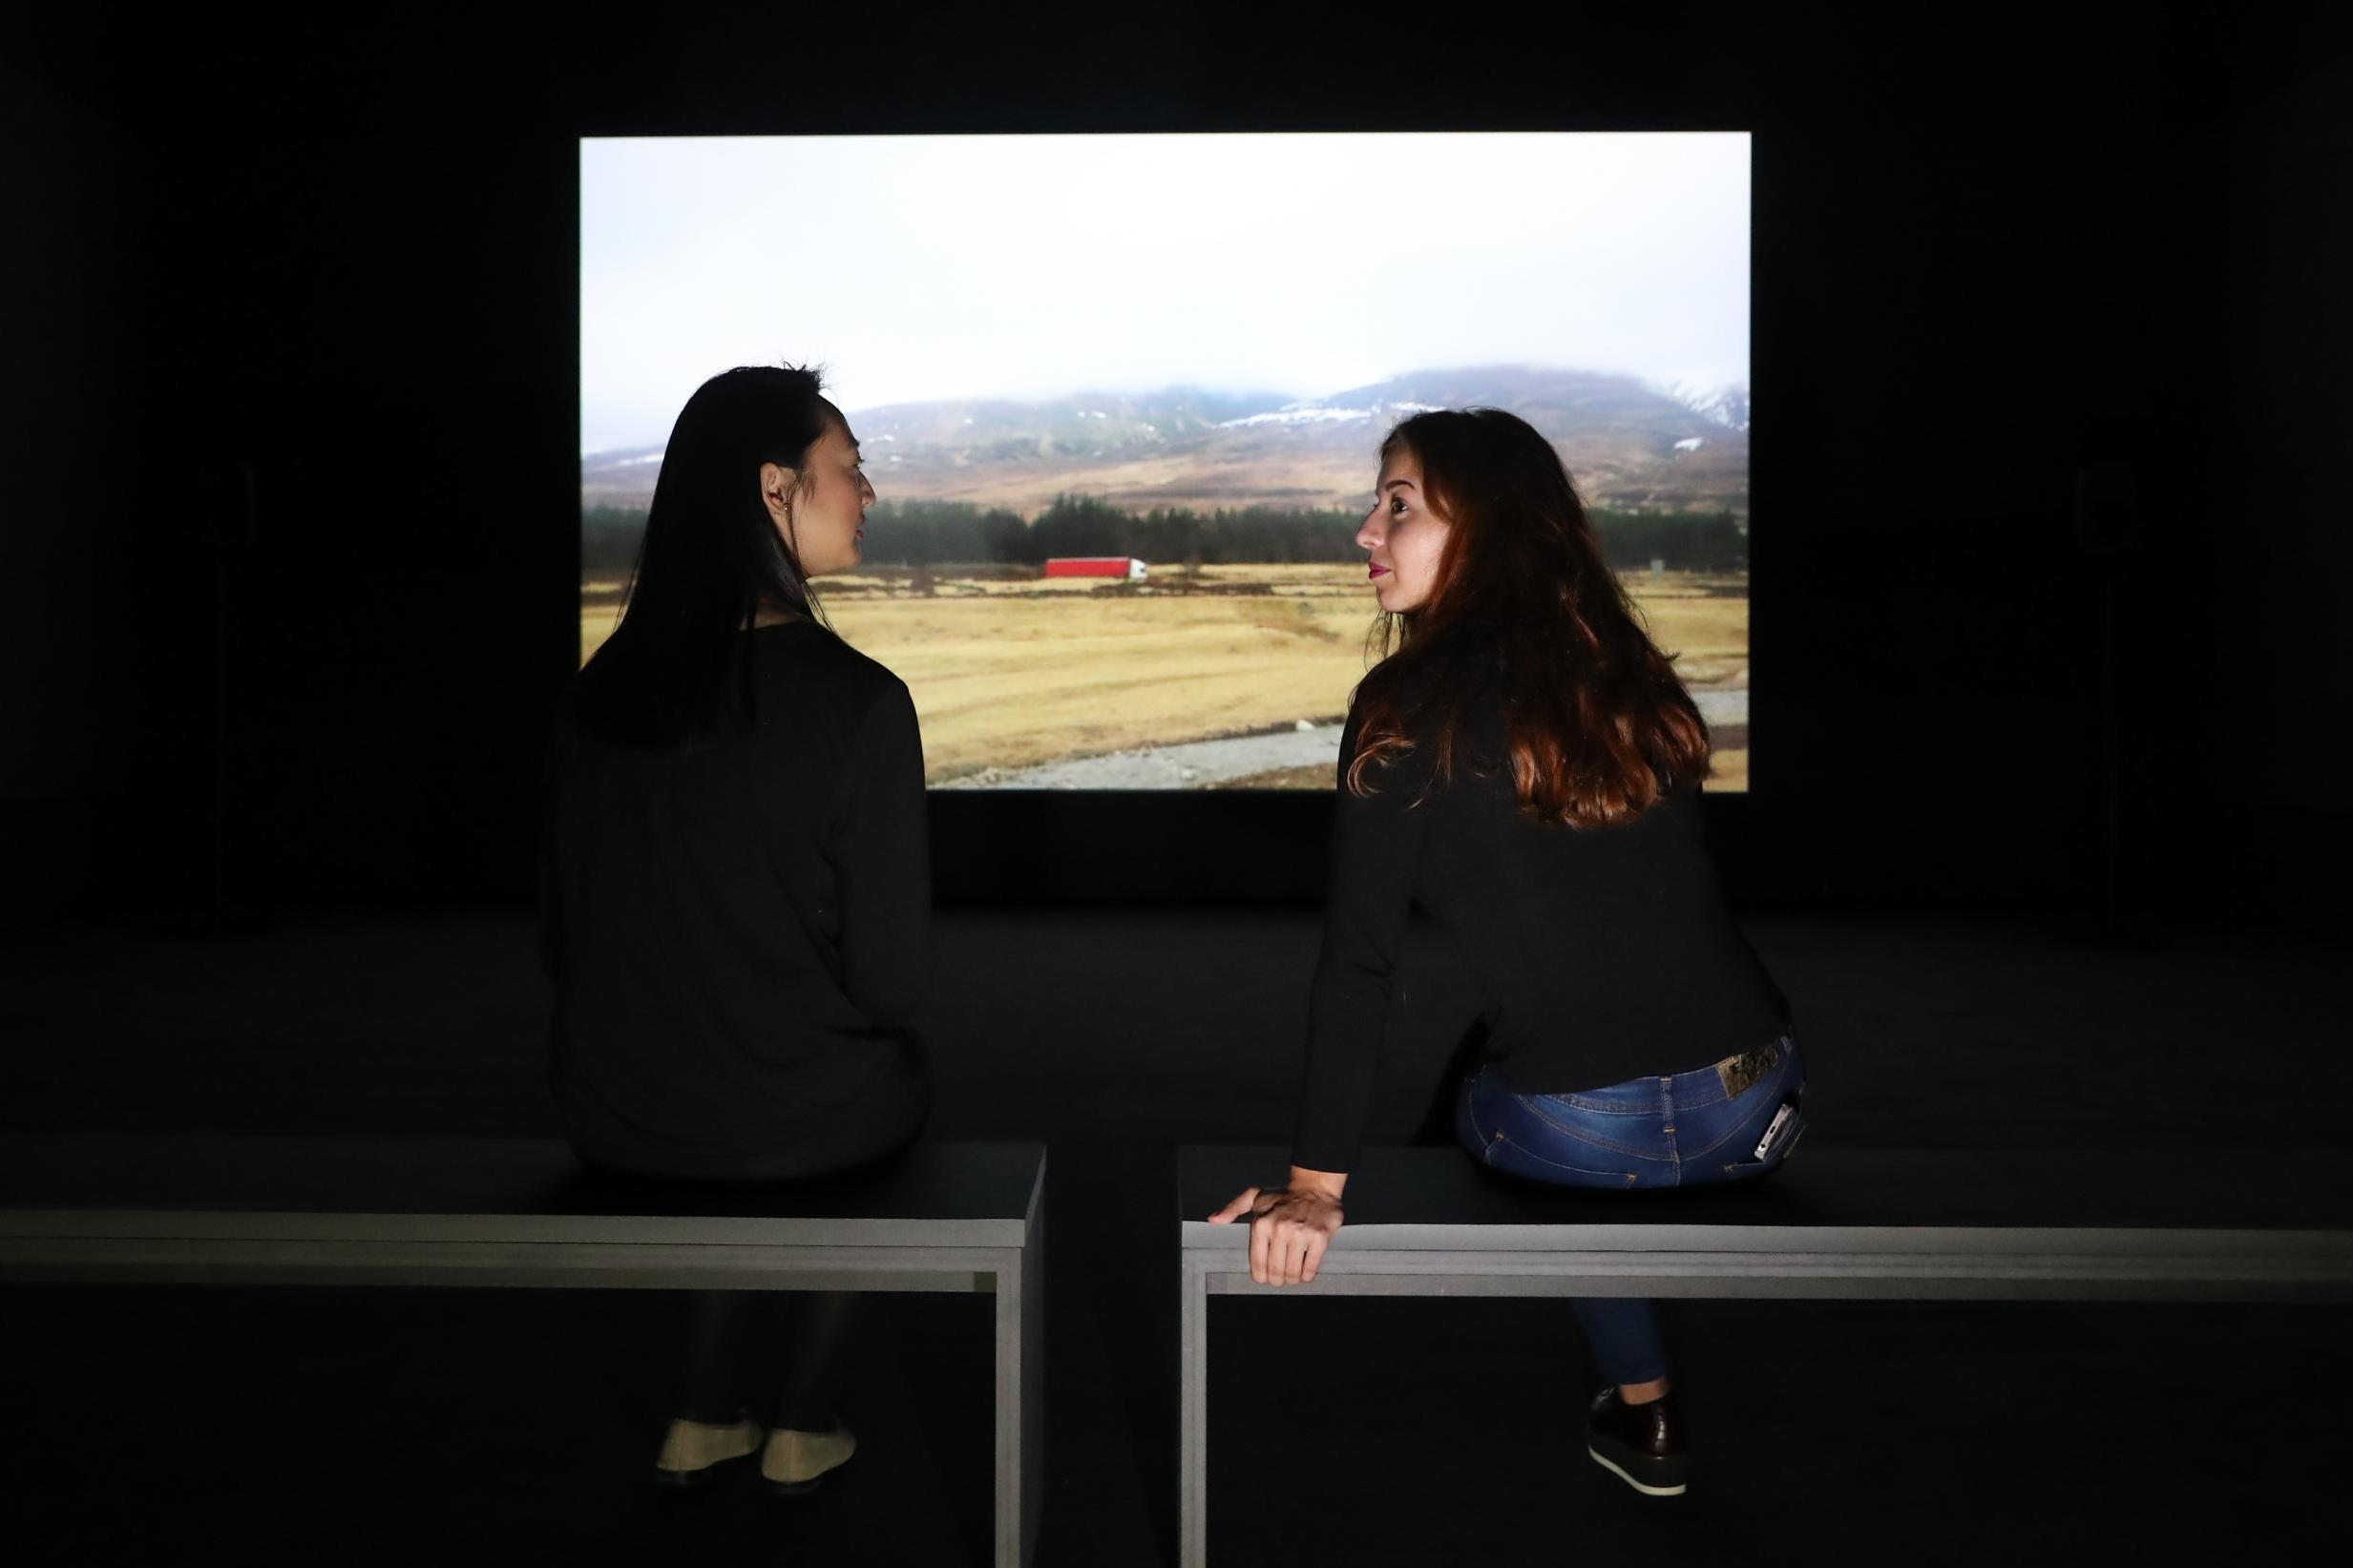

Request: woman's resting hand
left=1207, top=1166, right=1348, bottom=1286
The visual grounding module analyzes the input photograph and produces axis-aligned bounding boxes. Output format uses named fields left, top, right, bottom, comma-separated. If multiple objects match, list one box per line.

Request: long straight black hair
left=574, top=366, right=834, bottom=749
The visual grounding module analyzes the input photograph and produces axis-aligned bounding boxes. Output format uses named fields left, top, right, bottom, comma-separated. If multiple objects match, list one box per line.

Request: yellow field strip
left=578, top=567, right=1748, bottom=785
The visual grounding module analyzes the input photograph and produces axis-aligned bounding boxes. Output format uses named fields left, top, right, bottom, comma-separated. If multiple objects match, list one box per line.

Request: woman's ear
left=758, top=461, right=798, bottom=527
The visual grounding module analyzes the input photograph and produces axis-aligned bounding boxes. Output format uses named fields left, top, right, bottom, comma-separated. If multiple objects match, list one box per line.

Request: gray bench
left=0, top=1134, right=1045, bottom=1568
left=1177, top=1143, right=2353, bottom=1568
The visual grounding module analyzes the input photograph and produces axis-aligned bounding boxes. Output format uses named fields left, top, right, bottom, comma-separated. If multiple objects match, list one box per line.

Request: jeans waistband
left=1531, top=1034, right=1798, bottom=1112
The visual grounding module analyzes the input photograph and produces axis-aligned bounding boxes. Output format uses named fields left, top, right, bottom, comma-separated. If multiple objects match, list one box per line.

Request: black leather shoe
left=1586, top=1387, right=1688, bottom=1496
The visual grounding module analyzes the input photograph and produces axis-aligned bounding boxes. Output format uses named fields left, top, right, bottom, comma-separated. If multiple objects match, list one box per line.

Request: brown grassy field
left=579, top=563, right=1748, bottom=788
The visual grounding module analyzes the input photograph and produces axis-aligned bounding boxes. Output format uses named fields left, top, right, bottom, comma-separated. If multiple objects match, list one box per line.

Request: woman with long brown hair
left=1209, top=408, right=1801, bottom=1498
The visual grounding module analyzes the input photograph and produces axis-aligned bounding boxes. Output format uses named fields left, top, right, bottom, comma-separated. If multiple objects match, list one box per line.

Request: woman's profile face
left=1357, top=443, right=1450, bottom=613
left=762, top=405, right=874, bottom=578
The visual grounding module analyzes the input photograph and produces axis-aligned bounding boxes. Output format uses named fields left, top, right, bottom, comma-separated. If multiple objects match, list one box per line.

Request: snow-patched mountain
left=582, top=367, right=1747, bottom=515
left=1663, top=380, right=1750, bottom=432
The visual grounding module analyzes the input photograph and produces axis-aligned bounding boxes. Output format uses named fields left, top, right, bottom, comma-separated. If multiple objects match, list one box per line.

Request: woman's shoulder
left=751, top=620, right=910, bottom=704
left=747, top=625, right=913, bottom=742
left=1345, top=658, right=1439, bottom=734
left=1348, top=659, right=1507, bottom=749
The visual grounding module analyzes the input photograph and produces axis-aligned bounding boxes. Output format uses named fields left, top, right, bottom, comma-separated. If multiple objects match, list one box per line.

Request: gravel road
left=936, top=688, right=1747, bottom=790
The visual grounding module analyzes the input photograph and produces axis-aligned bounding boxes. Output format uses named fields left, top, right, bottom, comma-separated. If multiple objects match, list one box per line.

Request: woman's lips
left=1368, top=564, right=1391, bottom=579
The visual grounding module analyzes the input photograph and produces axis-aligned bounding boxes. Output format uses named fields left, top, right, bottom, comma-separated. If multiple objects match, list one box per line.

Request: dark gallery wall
left=2178, top=50, right=2353, bottom=939
left=2, top=8, right=2345, bottom=933
left=1, top=42, right=582, bottom=926
left=0, top=64, right=166, bottom=923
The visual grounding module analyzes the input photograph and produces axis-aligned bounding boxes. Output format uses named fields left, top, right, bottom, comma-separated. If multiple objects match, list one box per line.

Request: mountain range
left=580, top=366, right=1749, bottom=517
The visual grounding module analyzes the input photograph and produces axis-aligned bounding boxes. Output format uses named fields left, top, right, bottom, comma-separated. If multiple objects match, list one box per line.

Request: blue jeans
left=1454, top=1035, right=1806, bottom=1386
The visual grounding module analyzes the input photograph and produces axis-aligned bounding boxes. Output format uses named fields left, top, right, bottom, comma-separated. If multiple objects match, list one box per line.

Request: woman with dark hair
left=1209, top=408, right=1800, bottom=1498
left=543, top=365, right=927, bottom=1494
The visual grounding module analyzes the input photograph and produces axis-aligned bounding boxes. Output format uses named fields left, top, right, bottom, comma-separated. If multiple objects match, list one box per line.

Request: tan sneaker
left=652, top=1414, right=765, bottom=1487
left=760, top=1425, right=857, bottom=1495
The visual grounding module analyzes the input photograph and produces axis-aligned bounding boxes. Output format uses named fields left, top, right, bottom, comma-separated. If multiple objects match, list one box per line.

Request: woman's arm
left=831, top=678, right=930, bottom=1028
left=1209, top=706, right=1437, bottom=1285
left=1291, top=707, right=1437, bottom=1173
left=536, top=725, right=570, bottom=983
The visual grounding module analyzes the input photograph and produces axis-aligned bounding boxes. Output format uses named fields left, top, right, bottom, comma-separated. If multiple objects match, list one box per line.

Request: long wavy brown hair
left=1347, top=408, right=1711, bottom=827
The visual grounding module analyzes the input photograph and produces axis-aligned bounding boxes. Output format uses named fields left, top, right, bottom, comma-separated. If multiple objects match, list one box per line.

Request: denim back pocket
left=1714, top=1090, right=1804, bottom=1181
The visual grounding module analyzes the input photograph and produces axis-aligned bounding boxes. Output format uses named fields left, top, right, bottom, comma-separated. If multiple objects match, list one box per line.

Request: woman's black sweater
left=1292, top=689, right=1789, bottom=1175
left=541, top=621, right=931, bottom=1181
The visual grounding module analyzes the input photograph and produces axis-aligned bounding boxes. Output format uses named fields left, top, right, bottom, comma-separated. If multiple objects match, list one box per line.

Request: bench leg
left=995, top=1239, right=1044, bottom=1568
left=1180, top=1254, right=1208, bottom=1568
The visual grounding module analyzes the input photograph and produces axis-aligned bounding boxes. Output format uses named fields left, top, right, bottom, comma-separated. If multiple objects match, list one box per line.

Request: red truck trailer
left=1042, top=557, right=1148, bottom=582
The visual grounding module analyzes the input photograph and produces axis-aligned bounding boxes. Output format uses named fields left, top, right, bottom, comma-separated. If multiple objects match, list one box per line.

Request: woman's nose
left=1356, top=512, right=1381, bottom=551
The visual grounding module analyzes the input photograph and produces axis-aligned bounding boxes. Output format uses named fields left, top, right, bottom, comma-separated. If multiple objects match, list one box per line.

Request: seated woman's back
left=541, top=364, right=927, bottom=1184
left=546, top=620, right=928, bottom=1180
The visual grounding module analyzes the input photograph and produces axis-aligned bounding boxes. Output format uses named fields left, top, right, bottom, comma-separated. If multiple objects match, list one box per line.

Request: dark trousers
left=677, top=1288, right=857, bottom=1430
left=577, top=1077, right=931, bottom=1432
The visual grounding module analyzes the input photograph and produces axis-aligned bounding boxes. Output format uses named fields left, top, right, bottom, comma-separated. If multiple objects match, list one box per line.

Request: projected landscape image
left=582, top=135, right=1750, bottom=789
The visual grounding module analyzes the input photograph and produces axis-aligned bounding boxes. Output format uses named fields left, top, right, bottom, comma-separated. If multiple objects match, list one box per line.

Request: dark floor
left=2, top=907, right=2347, bottom=1562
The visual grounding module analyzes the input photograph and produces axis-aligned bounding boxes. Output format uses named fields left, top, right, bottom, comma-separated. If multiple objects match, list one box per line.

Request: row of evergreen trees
left=580, top=494, right=1748, bottom=576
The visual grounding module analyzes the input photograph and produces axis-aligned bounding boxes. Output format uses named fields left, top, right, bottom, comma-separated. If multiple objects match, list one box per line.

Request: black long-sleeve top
left=1292, top=687, right=1790, bottom=1174
left=541, top=621, right=931, bottom=1181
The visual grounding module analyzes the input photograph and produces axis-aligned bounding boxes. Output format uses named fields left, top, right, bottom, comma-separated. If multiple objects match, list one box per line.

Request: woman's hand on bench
left=1208, top=1167, right=1348, bottom=1286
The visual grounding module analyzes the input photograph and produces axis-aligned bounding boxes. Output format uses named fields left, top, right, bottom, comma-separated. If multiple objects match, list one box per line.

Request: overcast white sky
left=580, top=133, right=1749, bottom=453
